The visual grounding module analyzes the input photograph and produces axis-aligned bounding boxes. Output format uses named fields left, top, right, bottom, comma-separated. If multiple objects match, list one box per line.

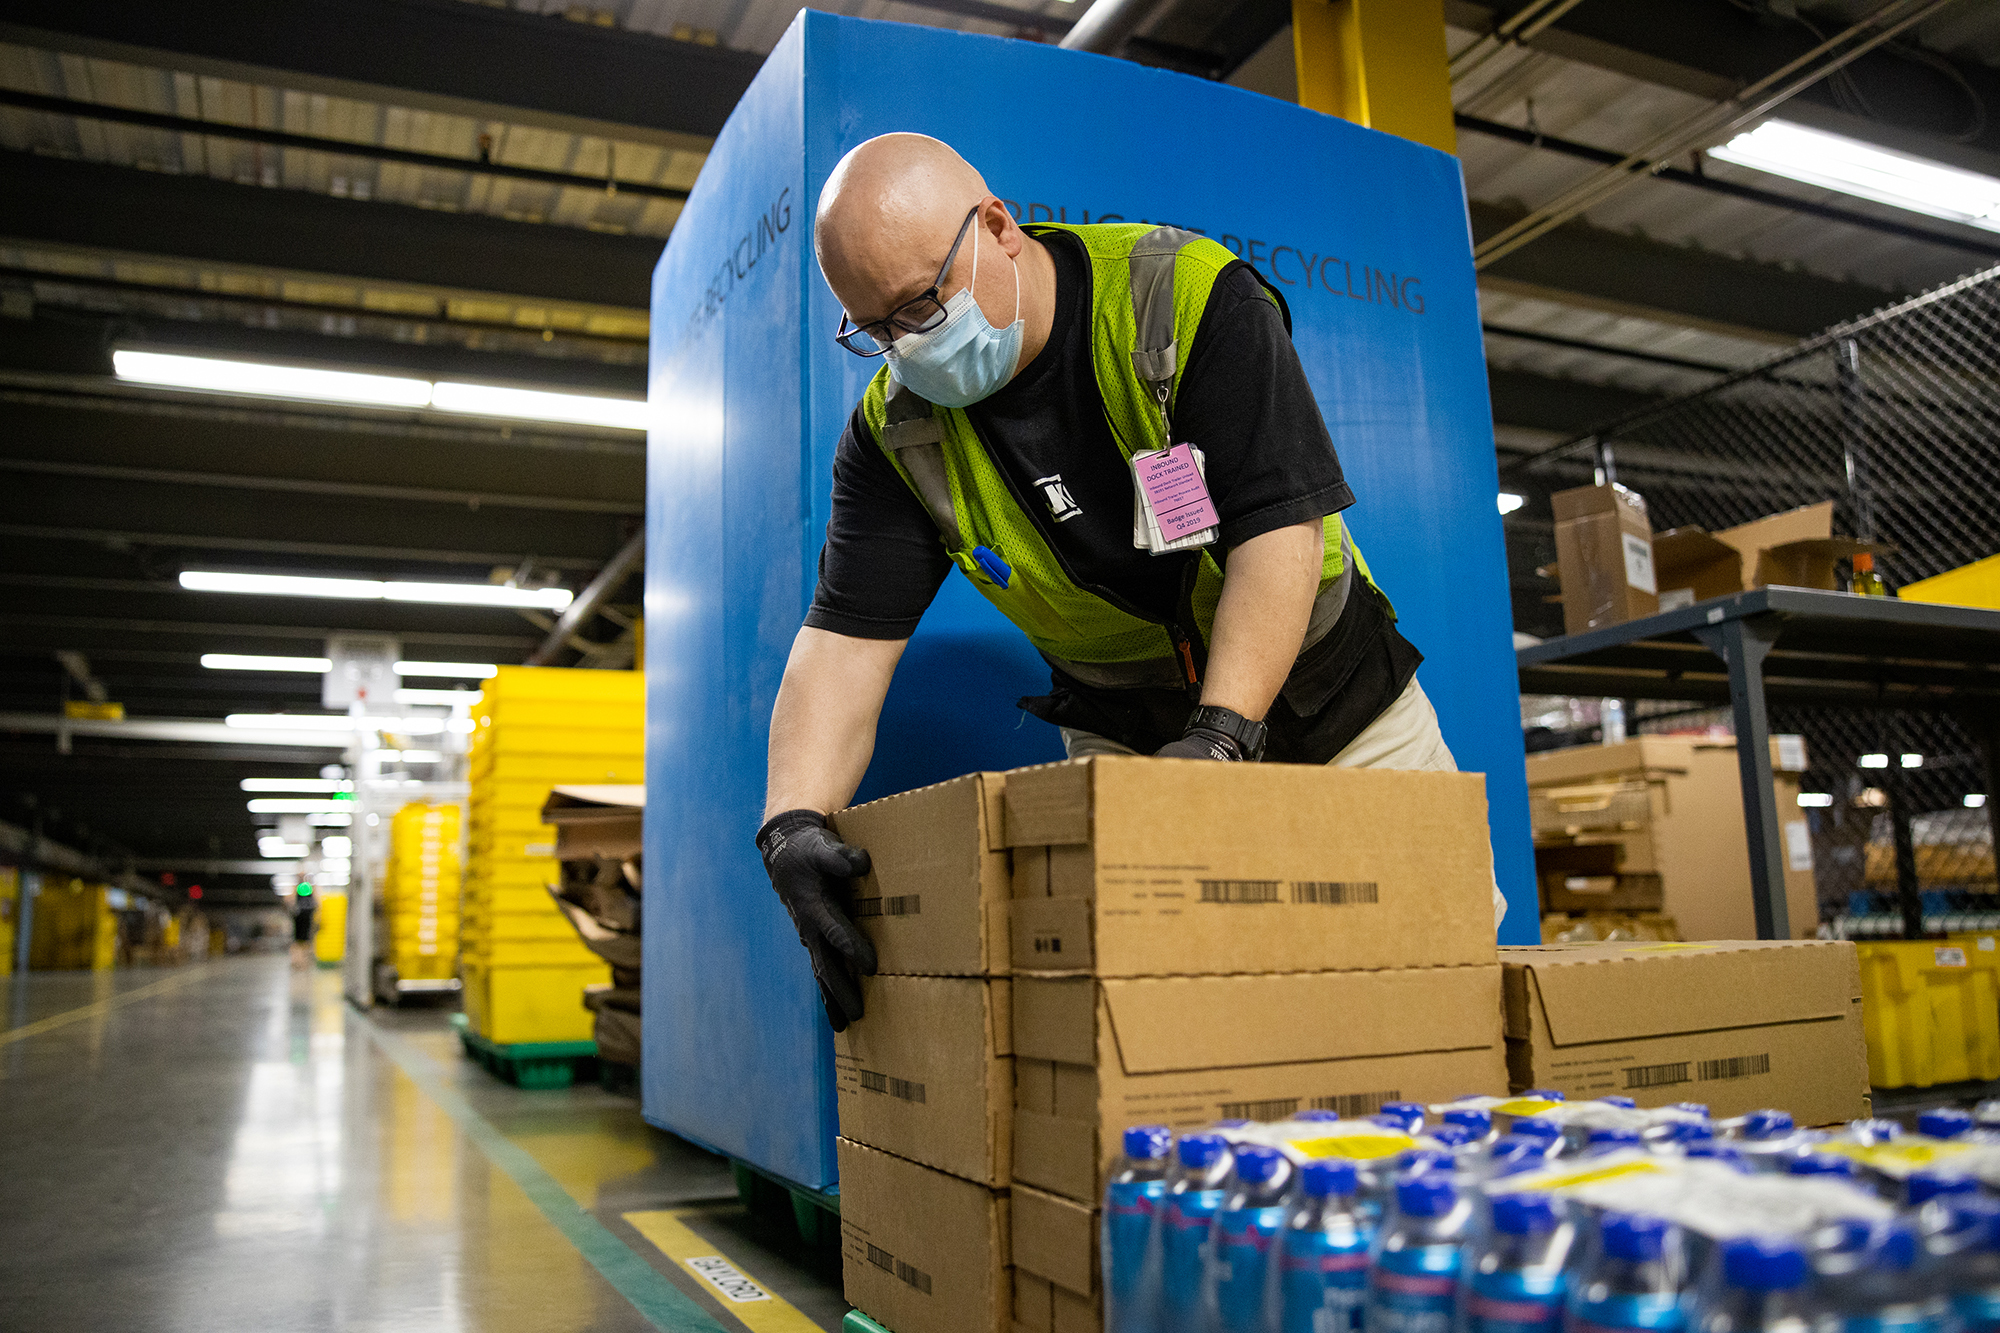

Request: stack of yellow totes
left=461, top=666, right=643, bottom=1045
left=383, top=802, right=461, bottom=981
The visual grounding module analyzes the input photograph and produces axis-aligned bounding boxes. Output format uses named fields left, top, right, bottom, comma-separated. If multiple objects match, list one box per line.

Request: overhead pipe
left=524, top=528, right=645, bottom=666
left=1059, top=0, right=1171, bottom=54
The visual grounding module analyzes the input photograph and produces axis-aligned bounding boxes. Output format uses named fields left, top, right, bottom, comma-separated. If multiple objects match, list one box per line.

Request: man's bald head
left=816, top=134, right=994, bottom=325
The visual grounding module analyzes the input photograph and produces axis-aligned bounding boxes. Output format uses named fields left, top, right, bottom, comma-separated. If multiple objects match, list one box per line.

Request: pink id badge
left=1133, top=443, right=1219, bottom=551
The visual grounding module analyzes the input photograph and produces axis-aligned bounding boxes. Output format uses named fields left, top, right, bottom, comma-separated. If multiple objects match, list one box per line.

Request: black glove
left=1152, top=704, right=1268, bottom=762
left=1154, top=727, right=1247, bottom=761
left=757, top=809, right=877, bottom=1032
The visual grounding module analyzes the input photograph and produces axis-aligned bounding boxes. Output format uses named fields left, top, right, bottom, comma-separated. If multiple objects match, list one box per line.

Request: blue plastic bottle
left=1908, top=1169, right=1979, bottom=1209
left=1731, top=1111, right=1801, bottom=1173
left=1103, top=1125, right=1172, bottom=1333
left=1947, top=1199, right=2000, bottom=1332
left=1566, top=1213, right=1685, bottom=1333
left=1682, top=1143, right=1748, bottom=1172
left=1481, top=1136, right=1549, bottom=1182
left=1364, top=1173, right=1473, bottom=1333
left=1461, top=1193, right=1571, bottom=1333
left=1376, top=1103, right=1427, bottom=1134
left=1786, top=1153, right=1857, bottom=1180
left=1601, top=1097, right=1638, bottom=1109
left=1210, top=1145, right=1294, bottom=1333
left=1280, top=1159, right=1372, bottom=1333
left=1444, top=1108, right=1495, bottom=1144
left=1295, top=1110, right=1344, bottom=1124
left=1920, top=1108, right=1975, bottom=1141
left=1584, top=1128, right=1643, bottom=1158
left=1688, top=1237, right=1812, bottom=1333
left=1817, top=1222, right=1954, bottom=1333
left=1162, top=1133, right=1235, bottom=1332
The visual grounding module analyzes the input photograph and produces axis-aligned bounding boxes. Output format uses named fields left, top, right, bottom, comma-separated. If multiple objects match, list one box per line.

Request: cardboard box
left=541, top=784, right=644, bottom=860
left=835, top=975, right=1013, bottom=1186
left=839, top=1138, right=1010, bottom=1333
left=1012, top=1184, right=1101, bottom=1327
left=831, top=772, right=1010, bottom=976
left=1538, top=872, right=1665, bottom=914
left=1004, top=758, right=1497, bottom=977
left=1552, top=483, right=1658, bottom=635
left=1653, top=501, right=1893, bottom=611
left=1012, top=966, right=1506, bottom=1202
left=1501, top=940, right=1869, bottom=1125
left=1526, top=738, right=1818, bottom=940
left=1013, top=1269, right=1100, bottom=1333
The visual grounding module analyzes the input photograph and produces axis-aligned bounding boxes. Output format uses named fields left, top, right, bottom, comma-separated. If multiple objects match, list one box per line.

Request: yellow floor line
left=0, top=965, right=211, bottom=1046
left=623, top=1209, right=831, bottom=1333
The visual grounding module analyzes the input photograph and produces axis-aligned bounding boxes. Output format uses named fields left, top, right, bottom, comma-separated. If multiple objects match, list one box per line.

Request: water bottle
left=1601, top=1097, right=1638, bottom=1109
left=1816, top=1222, right=1953, bottom=1332
left=1279, top=1159, right=1371, bottom=1333
left=1461, top=1193, right=1571, bottom=1333
left=1731, top=1111, right=1802, bottom=1173
left=1682, top=1143, right=1748, bottom=1172
left=1669, top=1103, right=1710, bottom=1118
left=1210, top=1145, right=1294, bottom=1333
left=1103, top=1125, right=1171, bottom=1333
left=1908, top=1169, right=1979, bottom=1209
left=1480, top=1135, right=1549, bottom=1182
left=1584, top=1128, right=1643, bottom=1159
left=1376, top=1103, right=1427, bottom=1134
left=1946, top=1199, right=2000, bottom=1331
left=1786, top=1153, right=1857, bottom=1181
left=1920, top=1108, right=1974, bottom=1141
left=1364, top=1173, right=1473, bottom=1333
left=1510, top=1118, right=1563, bottom=1149
left=1566, top=1213, right=1685, bottom=1333
left=1162, top=1133, right=1234, bottom=1332
left=1294, top=1110, right=1345, bottom=1125
left=1444, top=1108, right=1495, bottom=1145
left=1688, top=1237, right=1813, bottom=1333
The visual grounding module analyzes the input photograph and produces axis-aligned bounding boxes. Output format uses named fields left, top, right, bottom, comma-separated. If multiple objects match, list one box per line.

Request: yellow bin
left=313, top=892, right=347, bottom=965
left=1899, top=553, right=2000, bottom=611
left=1858, top=938, right=2000, bottom=1087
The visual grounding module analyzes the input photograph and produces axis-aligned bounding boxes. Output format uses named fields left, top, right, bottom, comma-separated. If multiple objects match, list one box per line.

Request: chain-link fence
left=1504, top=264, right=2000, bottom=931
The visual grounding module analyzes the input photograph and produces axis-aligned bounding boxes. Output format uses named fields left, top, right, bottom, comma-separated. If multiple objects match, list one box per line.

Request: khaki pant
left=1061, top=678, right=1506, bottom=926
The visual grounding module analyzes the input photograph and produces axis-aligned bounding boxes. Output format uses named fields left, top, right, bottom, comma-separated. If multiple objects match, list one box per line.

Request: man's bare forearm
left=763, top=627, right=907, bottom=820
left=1200, top=519, right=1325, bottom=720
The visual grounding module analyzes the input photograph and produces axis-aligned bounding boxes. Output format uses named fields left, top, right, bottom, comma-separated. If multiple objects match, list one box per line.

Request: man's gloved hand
left=1154, top=727, right=1246, bottom=761
left=757, top=809, right=877, bottom=1032
left=1153, top=704, right=1268, bottom=762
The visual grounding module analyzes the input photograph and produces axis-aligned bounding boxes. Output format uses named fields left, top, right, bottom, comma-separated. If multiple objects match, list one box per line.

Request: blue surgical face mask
left=883, top=230, right=1022, bottom=409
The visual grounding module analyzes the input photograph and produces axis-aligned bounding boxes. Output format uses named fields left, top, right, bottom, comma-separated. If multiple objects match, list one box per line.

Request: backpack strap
left=881, top=378, right=961, bottom=549
left=1127, top=225, right=1204, bottom=440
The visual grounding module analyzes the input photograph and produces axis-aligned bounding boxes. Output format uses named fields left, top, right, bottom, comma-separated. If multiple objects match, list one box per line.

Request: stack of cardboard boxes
left=383, top=801, right=460, bottom=982
left=830, top=757, right=1505, bottom=1333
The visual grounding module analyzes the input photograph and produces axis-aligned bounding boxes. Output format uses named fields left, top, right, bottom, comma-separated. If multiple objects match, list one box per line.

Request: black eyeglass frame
left=833, top=204, right=982, bottom=357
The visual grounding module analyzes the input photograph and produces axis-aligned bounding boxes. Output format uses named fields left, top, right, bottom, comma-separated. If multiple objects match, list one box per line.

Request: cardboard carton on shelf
left=1525, top=737, right=1818, bottom=941
left=830, top=772, right=1010, bottom=976
left=1012, top=1186, right=1100, bottom=1333
left=1003, top=757, right=1498, bottom=978
left=835, top=974, right=1013, bottom=1186
left=839, top=1138, right=1010, bottom=1333
left=1501, top=939, right=1869, bottom=1125
left=1540, top=912, right=1683, bottom=945
left=1652, top=500, right=1894, bottom=611
left=1011, top=965, right=1505, bottom=1205
left=1550, top=483, right=1659, bottom=636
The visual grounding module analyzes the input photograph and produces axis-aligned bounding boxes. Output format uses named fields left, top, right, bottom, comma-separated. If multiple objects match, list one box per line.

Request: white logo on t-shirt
left=1035, top=473, right=1082, bottom=522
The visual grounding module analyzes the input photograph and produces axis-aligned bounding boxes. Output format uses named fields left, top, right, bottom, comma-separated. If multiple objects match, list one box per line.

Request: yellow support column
left=1293, top=0, right=1456, bottom=154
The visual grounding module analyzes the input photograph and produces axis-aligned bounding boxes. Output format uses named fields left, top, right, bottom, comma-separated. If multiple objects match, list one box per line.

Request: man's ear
left=984, top=197, right=1024, bottom=259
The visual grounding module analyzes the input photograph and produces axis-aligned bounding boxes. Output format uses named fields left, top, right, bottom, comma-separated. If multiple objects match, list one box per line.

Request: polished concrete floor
left=0, top=956, right=851, bottom=1332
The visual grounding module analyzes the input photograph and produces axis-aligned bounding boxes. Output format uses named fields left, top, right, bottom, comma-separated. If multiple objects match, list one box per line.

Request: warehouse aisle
left=0, top=956, right=851, bottom=1333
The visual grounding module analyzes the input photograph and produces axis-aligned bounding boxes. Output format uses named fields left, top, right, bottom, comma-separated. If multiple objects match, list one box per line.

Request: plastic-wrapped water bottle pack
left=1099, top=1093, right=2000, bottom=1333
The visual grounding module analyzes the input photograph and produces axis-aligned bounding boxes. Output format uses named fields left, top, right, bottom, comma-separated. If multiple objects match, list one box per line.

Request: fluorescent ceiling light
left=1710, top=120, right=2000, bottom=233
left=1497, top=493, right=1525, bottom=515
left=321, top=837, right=353, bottom=856
left=397, top=688, right=481, bottom=706
left=1969, top=794, right=1988, bottom=809
left=240, top=778, right=353, bottom=793
left=1859, top=753, right=1889, bottom=769
left=318, top=857, right=352, bottom=874
left=247, top=798, right=355, bottom=813
left=308, top=813, right=353, bottom=827
left=227, top=713, right=446, bottom=735
left=181, top=570, right=571, bottom=610
left=258, top=837, right=309, bottom=858
left=375, top=749, right=445, bottom=763
left=1797, top=792, right=1835, bottom=808
left=113, top=350, right=645, bottom=431
left=202, top=653, right=333, bottom=672
left=396, top=660, right=498, bottom=679
left=1900, top=753, right=1924, bottom=769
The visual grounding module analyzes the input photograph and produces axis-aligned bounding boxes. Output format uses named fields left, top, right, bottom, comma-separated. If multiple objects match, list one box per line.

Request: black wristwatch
left=1186, top=705, right=1268, bottom=762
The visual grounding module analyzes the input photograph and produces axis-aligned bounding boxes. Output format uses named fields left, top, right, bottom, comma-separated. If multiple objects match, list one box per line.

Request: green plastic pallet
left=842, top=1313, right=894, bottom=1333
left=452, top=1012, right=598, bottom=1089
left=729, top=1159, right=841, bottom=1247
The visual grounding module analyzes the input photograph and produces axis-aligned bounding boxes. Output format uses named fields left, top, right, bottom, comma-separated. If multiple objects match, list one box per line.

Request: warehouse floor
left=0, top=957, right=851, bottom=1332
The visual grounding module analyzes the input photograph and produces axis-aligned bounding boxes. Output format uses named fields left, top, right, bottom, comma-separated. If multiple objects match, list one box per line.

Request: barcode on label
left=1624, top=1061, right=1691, bottom=1090
left=1200, top=880, right=1281, bottom=904
left=858, top=1069, right=927, bottom=1103
left=867, top=1244, right=895, bottom=1273
left=850, top=895, right=921, bottom=918
left=1291, top=881, right=1379, bottom=905
left=1219, top=1097, right=1299, bottom=1120
left=896, top=1261, right=932, bottom=1295
left=1698, top=1053, right=1771, bottom=1082
left=1310, top=1090, right=1400, bottom=1117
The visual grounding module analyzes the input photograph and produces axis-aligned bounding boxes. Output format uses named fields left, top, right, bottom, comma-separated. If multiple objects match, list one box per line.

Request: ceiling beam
left=0, top=0, right=759, bottom=146
left=1486, top=366, right=1667, bottom=437
left=0, top=150, right=662, bottom=310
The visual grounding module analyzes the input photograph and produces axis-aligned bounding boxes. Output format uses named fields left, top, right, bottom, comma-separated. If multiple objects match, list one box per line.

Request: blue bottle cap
left=1720, top=1237, right=1807, bottom=1292
left=1521, top=1089, right=1566, bottom=1102
left=1512, top=1117, right=1562, bottom=1142
left=1233, top=1145, right=1283, bottom=1185
left=1848, top=1118, right=1902, bottom=1141
left=1920, top=1108, right=1975, bottom=1139
left=1292, top=1109, right=1342, bottom=1123
left=1429, top=1125, right=1476, bottom=1150
left=1601, top=1213, right=1670, bottom=1262
left=1866, top=1222, right=1919, bottom=1273
left=1683, top=1143, right=1746, bottom=1169
left=1786, top=1153, right=1854, bottom=1178
left=1301, top=1159, right=1358, bottom=1198
left=1669, top=1103, right=1710, bottom=1117
left=1490, top=1134, right=1548, bottom=1160
left=1397, top=1149, right=1450, bottom=1173
left=1443, top=1108, right=1492, bottom=1136
left=1123, top=1125, right=1171, bottom=1160
left=1490, top=1193, right=1556, bottom=1236
left=1376, top=1102, right=1425, bottom=1130
left=1395, top=1173, right=1455, bottom=1218
left=1673, top=1122, right=1716, bottom=1143
left=1177, top=1133, right=1227, bottom=1169
left=1600, top=1096, right=1637, bottom=1109
left=1908, top=1170, right=1978, bottom=1205
left=1587, top=1128, right=1641, bottom=1148
left=1212, top=1119, right=1253, bottom=1130
left=1743, top=1110, right=1794, bottom=1138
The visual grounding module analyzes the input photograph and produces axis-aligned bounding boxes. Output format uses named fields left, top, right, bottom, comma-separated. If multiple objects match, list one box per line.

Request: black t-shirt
left=805, top=229, right=1354, bottom=639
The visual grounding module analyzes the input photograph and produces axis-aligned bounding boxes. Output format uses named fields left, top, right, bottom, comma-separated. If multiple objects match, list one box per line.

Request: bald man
left=757, top=135, right=1460, bottom=1030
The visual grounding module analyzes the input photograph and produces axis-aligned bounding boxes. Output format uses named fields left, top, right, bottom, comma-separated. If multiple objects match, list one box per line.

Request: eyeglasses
left=834, top=204, right=981, bottom=357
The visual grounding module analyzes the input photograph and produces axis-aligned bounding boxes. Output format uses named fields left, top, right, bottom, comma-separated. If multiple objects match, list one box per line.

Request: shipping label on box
left=1501, top=940, right=1867, bottom=1125
left=1011, top=967, right=1505, bottom=1201
left=839, top=1138, right=1010, bottom=1333
left=1003, top=758, right=1497, bottom=977
left=831, top=772, right=1010, bottom=975
left=835, top=975, right=1013, bottom=1186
